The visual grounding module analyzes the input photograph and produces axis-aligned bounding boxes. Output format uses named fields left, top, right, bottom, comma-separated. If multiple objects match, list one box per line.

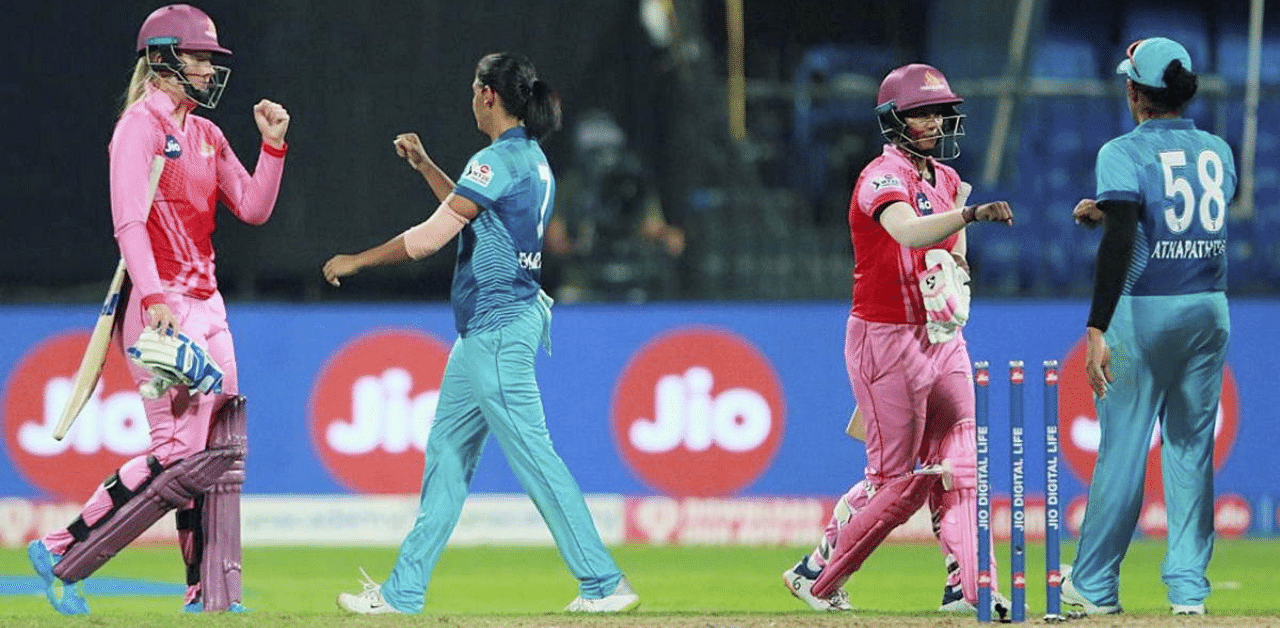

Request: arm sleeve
left=1085, top=199, right=1140, bottom=331
left=109, top=117, right=166, bottom=307
left=402, top=200, right=471, bottom=260
left=216, top=127, right=287, bottom=225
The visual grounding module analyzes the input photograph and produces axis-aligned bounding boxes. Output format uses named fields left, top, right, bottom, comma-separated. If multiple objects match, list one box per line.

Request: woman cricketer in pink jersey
left=26, top=4, right=288, bottom=615
left=781, top=63, right=1016, bottom=615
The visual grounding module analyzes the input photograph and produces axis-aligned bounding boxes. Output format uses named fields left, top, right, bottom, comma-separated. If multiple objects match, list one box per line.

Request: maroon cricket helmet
left=874, top=64, right=966, bottom=160
left=876, top=63, right=962, bottom=113
left=136, top=4, right=232, bottom=56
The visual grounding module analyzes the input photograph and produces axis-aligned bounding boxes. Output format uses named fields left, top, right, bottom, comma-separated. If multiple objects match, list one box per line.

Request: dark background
left=2, top=0, right=1274, bottom=303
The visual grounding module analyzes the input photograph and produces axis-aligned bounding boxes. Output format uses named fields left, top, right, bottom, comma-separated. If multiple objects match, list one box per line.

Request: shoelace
left=354, top=567, right=382, bottom=600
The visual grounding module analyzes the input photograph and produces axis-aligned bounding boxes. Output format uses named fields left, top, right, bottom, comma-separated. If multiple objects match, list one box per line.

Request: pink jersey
left=848, top=144, right=962, bottom=324
left=110, top=86, right=286, bottom=307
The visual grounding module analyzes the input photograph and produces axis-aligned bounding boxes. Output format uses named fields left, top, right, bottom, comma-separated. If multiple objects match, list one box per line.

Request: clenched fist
left=254, top=99, right=290, bottom=148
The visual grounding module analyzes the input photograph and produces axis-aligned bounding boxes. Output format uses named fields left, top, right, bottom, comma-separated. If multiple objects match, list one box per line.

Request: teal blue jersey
left=449, top=127, right=553, bottom=336
left=1095, top=118, right=1236, bottom=295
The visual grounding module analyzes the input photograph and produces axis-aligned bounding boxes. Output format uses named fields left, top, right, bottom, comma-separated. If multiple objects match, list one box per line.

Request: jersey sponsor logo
left=3, top=332, right=144, bottom=500
left=916, top=192, right=934, bottom=215
left=870, top=173, right=903, bottom=191
left=309, top=330, right=450, bottom=494
left=462, top=161, right=494, bottom=187
left=517, top=251, right=541, bottom=270
left=611, top=328, right=785, bottom=497
left=164, top=135, right=182, bottom=158
left=1057, top=335, right=1239, bottom=501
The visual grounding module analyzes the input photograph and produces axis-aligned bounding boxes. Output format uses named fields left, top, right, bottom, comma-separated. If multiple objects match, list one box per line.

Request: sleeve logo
left=870, top=173, right=902, bottom=190
left=462, top=161, right=494, bottom=187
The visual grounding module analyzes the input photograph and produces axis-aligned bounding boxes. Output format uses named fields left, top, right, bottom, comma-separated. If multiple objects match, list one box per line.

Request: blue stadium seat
left=791, top=45, right=902, bottom=206
left=1215, top=31, right=1280, bottom=85
left=1030, top=36, right=1101, bottom=79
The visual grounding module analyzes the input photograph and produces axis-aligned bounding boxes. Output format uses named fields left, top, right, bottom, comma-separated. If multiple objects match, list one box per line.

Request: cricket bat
left=53, top=155, right=165, bottom=440
left=845, top=406, right=866, bottom=441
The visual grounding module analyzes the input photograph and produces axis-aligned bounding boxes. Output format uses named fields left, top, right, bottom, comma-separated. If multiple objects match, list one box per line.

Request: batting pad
left=811, top=471, right=939, bottom=598
left=200, top=396, right=247, bottom=611
left=52, top=400, right=247, bottom=584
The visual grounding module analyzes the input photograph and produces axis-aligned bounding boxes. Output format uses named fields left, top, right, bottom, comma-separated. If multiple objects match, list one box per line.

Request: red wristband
left=262, top=141, right=289, bottom=158
left=141, top=293, right=167, bottom=309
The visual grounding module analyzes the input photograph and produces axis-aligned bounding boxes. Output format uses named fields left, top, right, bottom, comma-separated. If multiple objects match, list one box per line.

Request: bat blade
left=52, top=155, right=165, bottom=441
left=53, top=259, right=127, bottom=440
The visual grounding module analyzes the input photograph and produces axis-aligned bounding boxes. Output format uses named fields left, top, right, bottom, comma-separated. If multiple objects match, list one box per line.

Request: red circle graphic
left=611, top=327, right=785, bottom=497
left=309, top=329, right=450, bottom=494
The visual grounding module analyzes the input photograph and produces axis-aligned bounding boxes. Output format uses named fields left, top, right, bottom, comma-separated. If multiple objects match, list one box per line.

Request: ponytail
left=119, top=57, right=152, bottom=117
left=476, top=52, right=562, bottom=140
left=524, top=79, right=562, bottom=140
left=1135, top=59, right=1198, bottom=114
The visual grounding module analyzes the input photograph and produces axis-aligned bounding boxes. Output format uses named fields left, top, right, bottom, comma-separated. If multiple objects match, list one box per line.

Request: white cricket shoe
left=564, top=577, right=640, bottom=613
left=336, top=567, right=404, bottom=615
left=782, top=557, right=853, bottom=612
left=1172, top=603, right=1206, bottom=615
left=1059, top=565, right=1122, bottom=616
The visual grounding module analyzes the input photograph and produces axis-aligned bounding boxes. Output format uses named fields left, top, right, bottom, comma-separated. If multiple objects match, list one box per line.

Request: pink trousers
left=43, top=287, right=239, bottom=553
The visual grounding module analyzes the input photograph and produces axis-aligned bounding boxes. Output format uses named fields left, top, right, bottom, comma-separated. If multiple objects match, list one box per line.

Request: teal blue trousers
left=1072, top=292, right=1229, bottom=608
left=381, top=298, right=622, bottom=612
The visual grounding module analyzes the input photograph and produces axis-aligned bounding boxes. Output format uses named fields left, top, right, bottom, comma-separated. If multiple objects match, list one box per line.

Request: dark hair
left=476, top=52, right=562, bottom=140
left=1134, top=59, right=1198, bottom=113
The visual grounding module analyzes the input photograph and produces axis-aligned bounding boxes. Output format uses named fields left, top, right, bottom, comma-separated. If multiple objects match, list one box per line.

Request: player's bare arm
left=879, top=200, right=1014, bottom=249
left=394, top=133, right=456, bottom=202
left=324, top=195, right=480, bottom=286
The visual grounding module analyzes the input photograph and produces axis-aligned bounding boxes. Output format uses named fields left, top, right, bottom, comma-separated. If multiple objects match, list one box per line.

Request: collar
left=882, top=143, right=932, bottom=176
left=496, top=125, right=530, bottom=142
left=140, top=84, right=195, bottom=128
left=1136, top=117, right=1196, bottom=132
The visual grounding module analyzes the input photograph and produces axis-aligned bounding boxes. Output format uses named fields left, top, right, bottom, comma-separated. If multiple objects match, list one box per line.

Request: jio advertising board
left=0, top=300, right=1274, bottom=545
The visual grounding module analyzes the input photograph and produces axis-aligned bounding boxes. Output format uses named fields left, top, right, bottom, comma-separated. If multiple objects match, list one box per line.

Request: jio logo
left=3, top=332, right=146, bottom=500
left=308, top=330, right=450, bottom=493
left=1057, top=335, right=1239, bottom=498
left=611, top=328, right=785, bottom=497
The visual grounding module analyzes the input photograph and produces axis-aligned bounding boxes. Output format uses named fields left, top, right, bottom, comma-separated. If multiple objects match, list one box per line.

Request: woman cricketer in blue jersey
left=1063, top=37, right=1235, bottom=617
left=322, top=52, right=639, bottom=615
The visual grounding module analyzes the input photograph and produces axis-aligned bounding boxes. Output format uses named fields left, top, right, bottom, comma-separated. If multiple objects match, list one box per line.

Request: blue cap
left=1116, top=37, right=1193, bottom=88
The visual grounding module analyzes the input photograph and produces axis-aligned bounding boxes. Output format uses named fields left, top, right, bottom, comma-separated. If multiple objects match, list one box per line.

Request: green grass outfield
left=1, top=539, right=1278, bottom=627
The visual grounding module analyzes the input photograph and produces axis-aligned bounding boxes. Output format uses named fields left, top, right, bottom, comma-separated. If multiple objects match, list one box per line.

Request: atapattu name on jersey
left=1150, top=239, right=1226, bottom=260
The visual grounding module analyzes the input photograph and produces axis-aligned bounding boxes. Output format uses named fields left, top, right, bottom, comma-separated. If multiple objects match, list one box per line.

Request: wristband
left=961, top=205, right=976, bottom=223
left=262, top=141, right=289, bottom=158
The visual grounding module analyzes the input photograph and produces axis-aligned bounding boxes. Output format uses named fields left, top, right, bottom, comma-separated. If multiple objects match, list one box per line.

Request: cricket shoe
left=1171, top=603, right=1207, bottom=615
left=936, top=583, right=1015, bottom=620
left=336, top=567, right=404, bottom=614
left=564, top=577, right=640, bottom=613
left=1059, top=565, right=1122, bottom=616
left=782, top=556, right=853, bottom=612
left=27, top=540, right=89, bottom=615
